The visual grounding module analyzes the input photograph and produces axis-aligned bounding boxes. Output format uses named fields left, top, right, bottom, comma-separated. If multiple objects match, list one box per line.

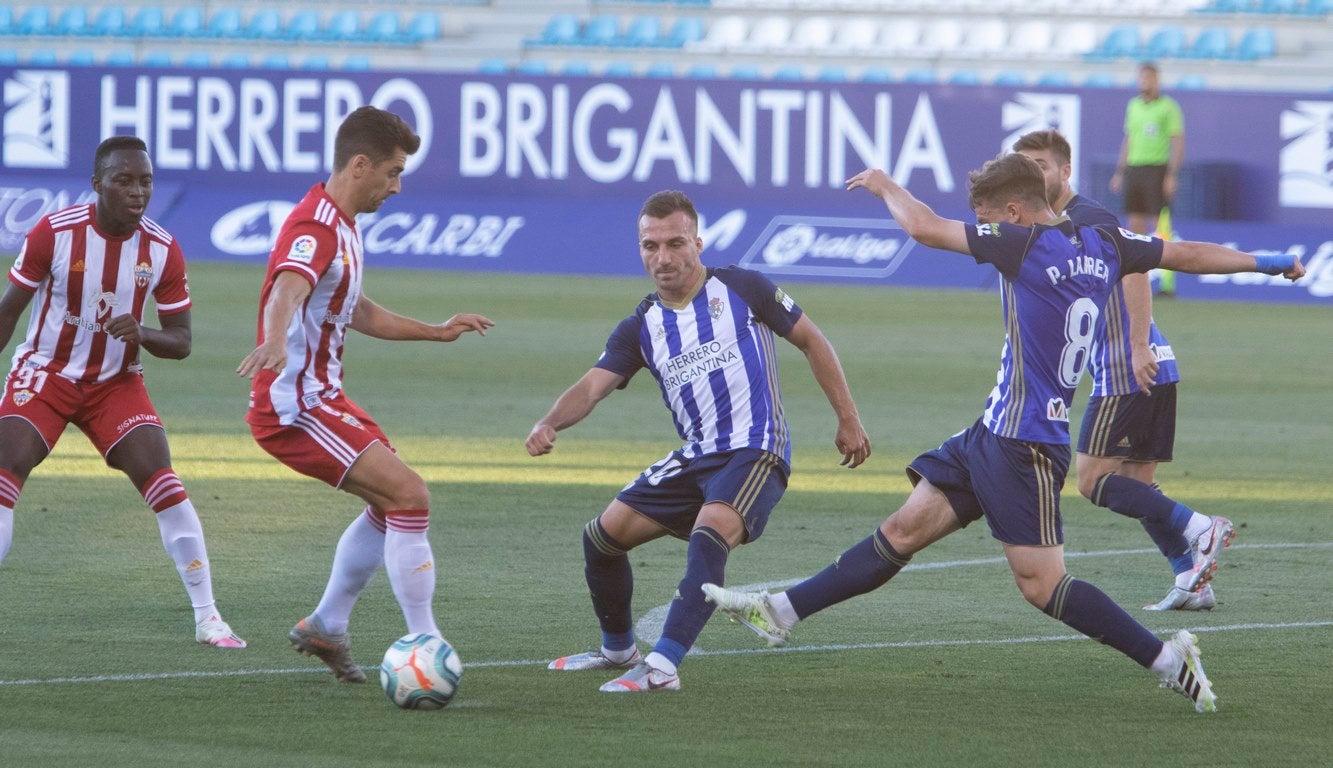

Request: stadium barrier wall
left=1, top=67, right=1329, bottom=304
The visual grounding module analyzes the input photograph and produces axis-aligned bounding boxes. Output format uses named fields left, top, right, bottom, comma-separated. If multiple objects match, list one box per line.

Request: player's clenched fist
left=526, top=423, right=557, bottom=457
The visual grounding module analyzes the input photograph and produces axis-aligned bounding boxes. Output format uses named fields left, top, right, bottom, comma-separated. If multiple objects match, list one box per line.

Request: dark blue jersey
left=965, top=218, right=1162, bottom=444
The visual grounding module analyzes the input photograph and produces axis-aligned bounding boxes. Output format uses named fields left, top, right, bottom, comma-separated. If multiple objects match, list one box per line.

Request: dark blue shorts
left=1076, top=383, right=1177, bottom=462
left=906, top=419, right=1070, bottom=546
left=616, top=448, right=789, bottom=543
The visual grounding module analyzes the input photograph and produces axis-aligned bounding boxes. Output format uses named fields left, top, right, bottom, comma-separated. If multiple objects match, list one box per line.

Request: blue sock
left=1043, top=574, right=1162, bottom=668
left=1092, top=474, right=1195, bottom=531
left=583, top=520, right=635, bottom=652
left=654, top=526, right=729, bottom=669
left=1139, top=519, right=1194, bottom=575
left=786, top=528, right=910, bottom=620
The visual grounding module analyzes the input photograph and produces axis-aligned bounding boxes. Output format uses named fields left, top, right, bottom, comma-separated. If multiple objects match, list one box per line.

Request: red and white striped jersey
left=247, top=184, right=364, bottom=427
left=7, top=203, right=190, bottom=384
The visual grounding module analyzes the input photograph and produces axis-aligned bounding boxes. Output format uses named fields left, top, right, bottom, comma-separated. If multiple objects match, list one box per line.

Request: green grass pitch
left=0, top=261, right=1329, bottom=767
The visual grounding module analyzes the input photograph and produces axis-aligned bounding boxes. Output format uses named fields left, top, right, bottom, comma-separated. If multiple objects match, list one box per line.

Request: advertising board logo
left=738, top=216, right=915, bottom=279
left=3, top=70, right=70, bottom=169
left=211, top=201, right=297, bottom=256
left=1278, top=100, right=1333, bottom=209
left=1000, top=93, right=1081, bottom=190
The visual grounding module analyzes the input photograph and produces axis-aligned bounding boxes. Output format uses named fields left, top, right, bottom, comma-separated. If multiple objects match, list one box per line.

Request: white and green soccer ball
left=379, top=633, right=462, bottom=710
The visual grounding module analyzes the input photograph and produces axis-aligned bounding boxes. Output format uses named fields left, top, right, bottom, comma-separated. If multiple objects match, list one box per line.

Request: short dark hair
left=333, top=106, right=421, bottom=171
left=1012, top=129, right=1072, bottom=167
left=1139, top=61, right=1159, bottom=75
left=93, top=135, right=148, bottom=178
left=639, top=190, right=699, bottom=231
left=967, top=153, right=1049, bottom=212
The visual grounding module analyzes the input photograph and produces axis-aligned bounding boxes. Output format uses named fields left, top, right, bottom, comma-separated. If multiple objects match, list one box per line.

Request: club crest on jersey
left=12, top=389, right=32, bottom=407
left=1046, top=397, right=1070, bottom=423
left=134, top=261, right=153, bottom=287
left=288, top=235, right=317, bottom=264
left=708, top=297, right=725, bottom=319
left=341, top=412, right=363, bottom=429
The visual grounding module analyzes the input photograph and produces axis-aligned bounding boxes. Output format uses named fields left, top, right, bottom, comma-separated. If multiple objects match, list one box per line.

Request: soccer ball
left=379, top=633, right=463, bottom=710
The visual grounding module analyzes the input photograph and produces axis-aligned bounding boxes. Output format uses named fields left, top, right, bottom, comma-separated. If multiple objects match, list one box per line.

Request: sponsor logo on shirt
left=661, top=340, right=741, bottom=391
left=1150, top=343, right=1176, bottom=363
left=322, top=311, right=354, bottom=325
left=134, top=261, right=153, bottom=287
left=288, top=235, right=317, bottom=264
left=1046, top=397, right=1070, bottom=423
left=90, top=291, right=118, bottom=321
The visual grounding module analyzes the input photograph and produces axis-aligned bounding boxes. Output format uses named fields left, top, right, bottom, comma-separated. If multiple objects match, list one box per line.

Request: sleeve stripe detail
left=276, top=262, right=319, bottom=283
left=156, top=298, right=191, bottom=312
left=8, top=270, right=40, bottom=289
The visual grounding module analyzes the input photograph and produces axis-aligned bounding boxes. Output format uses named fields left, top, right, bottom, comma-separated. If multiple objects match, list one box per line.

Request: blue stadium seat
left=621, top=16, right=662, bottom=47
left=947, top=69, right=981, bottom=85
left=1202, top=0, right=1251, bottom=11
left=1036, top=70, right=1072, bottom=86
left=86, top=5, right=126, bottom=36
left=1300, top=0, right=1330, bottom=15
left=205, top=8, right=242, bottom=38
left=859, top=67, right=893, bottom=83
left=323, top=12, right=361, bottom=42
left=105, top=50, right=135, bottom=66
left=0, top=8, right=11, bottom=36
left=0, top=50, right=16, bottom=66
left=1261, top=0, right=1300, bottom=12
left=603, top=61, right=636, bottom=77
left=54, top=7, right=89, bottom=36
left=406, top=12, right=440, bottom=43
left=182, top=52, right=212, bottom=68
left=1233, top=27, right=1276, bottom=59
left=562, top=60, right=593, bottom=75
left=477, top=58, right=508, bottom=74
left=1175, top=74, right=1208, bottom=89
left=29, top=48, right=58, bottom=64
left=220, top=53, right=251, bottom=68
left=730, top=65, right=761, bottom=80
left=535, top=15, right=580, bottom=46
left=643, top=62, right=675, bottom=78
left=342, top=55, right=371, bottom=71
left=365, top=12, right=401, bottom=43
left=993, top=71, right=1027, bottom=86
left=772, top=65, right=806, bottom=81
left=142, top=51, right=173, bottom=67
left=817, top=67, right=849, bottom=82
left=1186, top=27, right=1231, bottom=58
left=582, top=15, right=619, bottom=46
left=301, top=55, right=331, bottom=70
left=17, top=7, right=52, bottom=35
left=67, top=49, right=97, bottom=66
left=516, top=59, right=550, bottom=75
left=260, top=54, right=292, bottom=69
left=902, top=68, right=936, bottom=84
left=1145, top=26, right=1187, bottom=58
left=1083, top=72, right=1118, bottom=88
left=167, top=8, right=204, bottom=37
left=665, top=17, right=704, bottom=47
left=128, top=7, right=166, bottom=37
left=283, top=12, right=319, bottom=41
left=1088, top=24, right=1140, bottom=60
left=244, top=9, right=283, bottom=40
left=686, top=63, right=718, bottom=78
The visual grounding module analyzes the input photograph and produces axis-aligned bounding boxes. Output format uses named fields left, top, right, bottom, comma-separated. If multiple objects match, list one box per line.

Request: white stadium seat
left=878, top=18, right=922, bottom=54
left=1010, top=20, right=1056, bottom=57
left=692, top=15, right=747, bottom=52
left=834, top=18, right=881, bottom=54
left=790, top=16, right=836, bottom=52
left=747, top=16, right=793, bottom=52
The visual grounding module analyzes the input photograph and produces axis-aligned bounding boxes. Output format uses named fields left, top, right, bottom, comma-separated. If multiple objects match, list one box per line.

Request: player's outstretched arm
left=1121, top=273, right=1158, bottom=394
left=1160, top=241, right=1305, bottom=281
left=105, top=309, right=191, bottom=359
left=0, top=283, right=35, bottom=354
left=846, top=168, right=969, bottom=255
left=350, top=295, right=494, bottom=342
left=785, top=315, right=871, bottom=468
left=526, top=368, right=625, bottom=457
left=237, top=272, right=312, bottom=377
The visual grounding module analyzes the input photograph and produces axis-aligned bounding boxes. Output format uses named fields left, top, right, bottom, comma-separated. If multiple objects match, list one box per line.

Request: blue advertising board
left=2, top=66, right=1329, bottom=303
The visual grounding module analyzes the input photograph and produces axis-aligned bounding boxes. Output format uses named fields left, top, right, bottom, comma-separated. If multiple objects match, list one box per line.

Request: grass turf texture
left=0, top=262, right=1328, bottom=767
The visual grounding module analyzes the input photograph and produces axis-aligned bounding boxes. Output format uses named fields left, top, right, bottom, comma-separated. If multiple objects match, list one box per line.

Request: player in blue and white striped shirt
left=527, top=190, right=871, bottom=693
left=705, top=154, right=1304, bottom=713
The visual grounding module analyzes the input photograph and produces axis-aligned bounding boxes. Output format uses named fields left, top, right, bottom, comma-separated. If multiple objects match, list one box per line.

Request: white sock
left=601, top=645, right=638, bottom=664
left=645, top=652, right=677, bottom=677
left=1182, top=513, right=1212, bottom=543
left=0, top=505, right=13, bottom=562
left=770, top=591, right=799, bottom=628
left=1150, top=640, right=1177, bottom=676
left=385, top=528, right=439, bottom=637
left=156, top=500, right=217, bottom=624
left=313, top=509, right=385, bottom=635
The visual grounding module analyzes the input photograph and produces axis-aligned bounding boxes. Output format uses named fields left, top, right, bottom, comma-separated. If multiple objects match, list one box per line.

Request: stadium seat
left=859, top=67, right=893, bottom=83
left=902, top=68, right=936, bottom=84
left=366, top=12, right=402, bottom=44
left=301, top=55, right=331, bottom=70
left=1175, top=74, right=1208, bottom=89
left=1186, top=27, right=1230, bottom=58
left=621, top=16, right=662, bottom=47
left=67, top=49, right=96, bottom=66
left=963, top=19, right=1008, bottom=55
left=204, top=8, right=242, bottom=38
left=1299, top=0, right=1330, bottom=15
left=729, top=64, right=762, bottom=79
left=182, top=52, right=212, bottom=68
left=643, top=61, right=675, bottom=78
left=406, top=12, right=440, bottom=43
left=1261, top=0, right=1300, bottom=12
left=53, top=7, right=89, bottom=36
left=562, top=60, right=592, bottom=75
left=686, top=63, right=719, bottom=78
left=0, top=9, right=11, bottom=36
left=1083, top=72, right=1119, bottom=87
left=104, top=50, right=135, bottom=66
left=790, top=16, right=836, bottom=52
left=835, top=18, right=881, bottom=53
left=1009, top=20, right=1054, bottom=56
left=695, top=16, right=746, bottom=52
left=166, top=7, right=204, bottom=38
left=747, top=16, right=792, bottom=51
left=1145, top=26, right=1188, bottom=58
left=879, top=18, right=922, bottom=53
left=516, top=59, right=550, bottom=75
left=947, top=69, right=982, bottom=85
left=581, top=15, right=620, bottom=47
left=1053, top=22, right=1099, bottom=57
left=284, top=11, right=320, bottom=41
left=16, top=7, right=51, bottom=36
left=993, top=71, right=1027, bottom=86
left=244, top=9, right=283, bottom=40
left=342, top=55, right=371, bottom=71
left=260, top=54, right=292, bottom=69
left=534, top=14, right=580, bottom=46
left=1233, top=27, right=1276, bottom=59
left=1036, top=70, right=1072, bottom=86
left=128, top=7, right=166, bottom=37
left=477, top=58, right=508, bottom=74
left=772, top=65, right=806, bottom=81
left=916, top=19, right=965, bottom=55
left=664, top=17, right=704, bottom=47
left=142, top=51, right=172, bottom=67
left=323, top=12, right=361, bottom=42
left=816, top=66, right=849, bottom=82
left=1088, top=24, right=1141, bottom=59
left=603, top=61, right=635, bottom=77
left=220, top=53, right=251, bottom=68
left=0, top=50, right=17, bottom=66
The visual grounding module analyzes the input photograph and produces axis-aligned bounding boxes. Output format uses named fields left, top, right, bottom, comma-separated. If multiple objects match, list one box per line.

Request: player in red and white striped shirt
left=0, top=136, right=245, bottom=649
left=238, top=106, right=493, bottom=682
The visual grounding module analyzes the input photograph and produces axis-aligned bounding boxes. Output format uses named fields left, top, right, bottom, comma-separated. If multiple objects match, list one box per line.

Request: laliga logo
left=211, top=201, right=297, bottom=256
left=740, top=215, right=916, bottom=280
left=763, top=225, right=817, bottom=267
left=1279, top=100, right=1333, bottom=209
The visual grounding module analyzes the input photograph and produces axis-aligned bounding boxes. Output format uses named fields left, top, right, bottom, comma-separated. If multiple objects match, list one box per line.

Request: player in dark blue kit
left=1014, top=129, right=1221, bottom=611
left=705, top=153, right=1304, bottom=713
left=528, top=190, right=871, bottom=693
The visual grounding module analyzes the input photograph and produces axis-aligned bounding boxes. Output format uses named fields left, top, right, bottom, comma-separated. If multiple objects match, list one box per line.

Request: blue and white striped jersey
left=965, top=218, right=1163, bottom=444
left=1064, top=193, right=1180, bottom=397
left=596, top=266, right=802, bottom=465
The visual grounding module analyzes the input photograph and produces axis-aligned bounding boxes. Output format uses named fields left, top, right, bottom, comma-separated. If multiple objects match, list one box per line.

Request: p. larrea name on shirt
left=661, top=339, right=741, bottom=391
left=1045, top=254, right=1110, bottom=286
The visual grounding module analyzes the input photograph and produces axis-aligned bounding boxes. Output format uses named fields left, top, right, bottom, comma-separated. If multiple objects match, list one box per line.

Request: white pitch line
left=3, top=543, right=1330, bottom=688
